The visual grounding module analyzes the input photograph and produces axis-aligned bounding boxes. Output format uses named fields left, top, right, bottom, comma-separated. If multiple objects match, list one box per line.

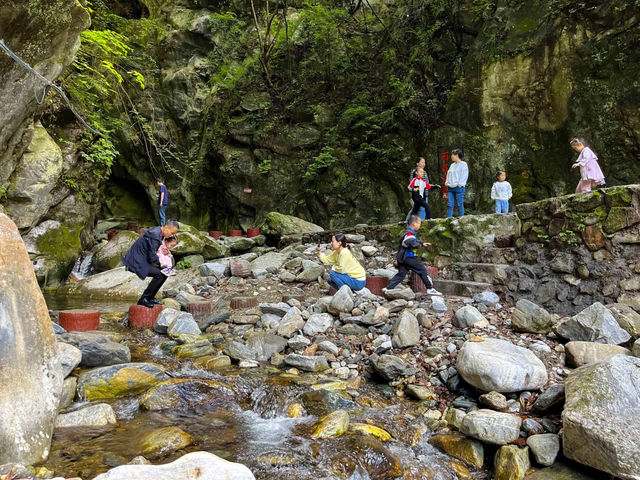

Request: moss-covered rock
left=139, top=378, right=233, bottom=410
left=93, top=231, right=139, bottom=272
left=139, top=426, right=194, bottom=457
left=77, top=363, right=166, bottom=400
left=429, top=433, right=484, bottom=468
left=262, top=212, right=324, bottom=237
left=311, top=409, right=350, bottom=438
left=494, top=445, right=530, bottom=480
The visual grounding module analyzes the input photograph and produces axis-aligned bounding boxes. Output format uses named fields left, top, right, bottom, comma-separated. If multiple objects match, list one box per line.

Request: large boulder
left=391, top=310, right=420, bottom=348
left=460, top=409, right=522, bottom=445
left=54, top=403, right=117, bottom=431
left=249, top=252, right=287, bottom=276
left=562, top=355, right=640, bottom=478
left=0, top=213, right=64, bottom=464
left=554, top=302, right=631, bottom=345
left=607, top=303, right=640, bottom=338
left=91, top=451, right=255, bottom=480
left=261, top=212, right=324, bottom=236
left=93, top=231, right=139, bottom=272
left=57, top=331, right=131, bottom=367
left=77, top=363, right=166, bottom=400
left=457, top=338, right=548, bottom=392
left=565, top=341, right=630, bottom=367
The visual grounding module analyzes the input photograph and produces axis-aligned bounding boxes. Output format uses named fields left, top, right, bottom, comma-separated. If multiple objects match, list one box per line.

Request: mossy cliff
left=37, top=0, right=638, bottom=231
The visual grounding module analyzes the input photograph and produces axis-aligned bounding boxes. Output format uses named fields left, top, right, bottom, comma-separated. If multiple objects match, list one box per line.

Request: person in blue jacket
left=123, top=220, right=179, bottom=307
left=157, top=178, right=168, bottom=226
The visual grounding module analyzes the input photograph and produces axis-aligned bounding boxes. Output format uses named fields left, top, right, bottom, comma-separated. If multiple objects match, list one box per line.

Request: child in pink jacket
left=157, top=236, right=178, bottom=276
left=571, top=138, right=605, bottom=193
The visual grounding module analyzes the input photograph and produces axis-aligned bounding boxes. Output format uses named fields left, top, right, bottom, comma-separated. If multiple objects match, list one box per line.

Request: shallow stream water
left=42, top=300, right=488, bottom=480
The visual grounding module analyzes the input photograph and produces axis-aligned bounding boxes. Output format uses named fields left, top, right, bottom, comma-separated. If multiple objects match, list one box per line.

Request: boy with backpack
left=384, top=215, right=442, bottom=296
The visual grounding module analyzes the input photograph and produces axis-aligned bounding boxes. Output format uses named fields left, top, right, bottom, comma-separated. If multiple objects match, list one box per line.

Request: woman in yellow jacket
left=316, top=233, right=367, bottom=291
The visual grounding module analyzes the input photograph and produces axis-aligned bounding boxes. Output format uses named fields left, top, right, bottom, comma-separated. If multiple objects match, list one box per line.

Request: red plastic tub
left=228, top=230, right=243, bottom=237
left=209, top=231, right=223, bottom=240
left=366, top=276, right=389, bottom=296
left=59, top=309, right=100, bottom=332
left=247, top=228, right=260, bottom=238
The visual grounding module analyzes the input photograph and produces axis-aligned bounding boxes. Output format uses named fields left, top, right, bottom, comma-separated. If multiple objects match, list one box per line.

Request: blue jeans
left=159, top=205, right=166, bottom=226
left=328, top=270, right=366, bottom=292
left=405, top=206, right=426, bottom=222
left=447, top=187, right=465, bottom=217
left=495, top=200, right=509, bottom=213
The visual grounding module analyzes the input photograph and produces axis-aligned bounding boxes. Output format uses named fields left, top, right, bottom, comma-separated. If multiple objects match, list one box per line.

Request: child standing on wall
left=570, top=137, right=605, bottom=193
left=491, top=170, right=512, bottom=213
left=408, top=167, right=440, bottom=220
left=157, top=236, right=178, bottom=276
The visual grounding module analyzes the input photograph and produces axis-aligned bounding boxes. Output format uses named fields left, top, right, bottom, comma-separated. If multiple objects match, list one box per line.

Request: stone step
left=480, top=247, right=517, bottom=264
left=433, top=279, right=494, bottom=297
left=445, top=262, right=510, bottom=285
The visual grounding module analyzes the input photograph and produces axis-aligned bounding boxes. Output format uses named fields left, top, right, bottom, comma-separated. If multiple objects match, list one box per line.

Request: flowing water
left=42, top=306, right=488, bottom=480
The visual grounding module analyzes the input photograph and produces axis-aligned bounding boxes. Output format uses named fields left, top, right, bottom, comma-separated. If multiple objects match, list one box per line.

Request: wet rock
left=277, top=307, right=304, bottom=338
left=56, top=342, right=82, bottom=377
left=302, top=389, right=355, bottom=416
left=328, top=286, right=354, bottom=314
left=533, top=383, right=565, bottom=411
left=77, top=363, right=166, bottom=400
left=554, top=302, right=631, bottom=344
left=333, top=434, right=404, bottom=479
left=172, top=340, right=214, bottom=359
left=153, top=308, right=181, bottom=334
left=192, top=355, right=232, bottom=370
left=92, top=452, right=255, bottom=480
left=607, top=303, right=640, bottom=338
left=460, top=409, right=522, bottom=445
left=140, top=379, right=233, bottom=410
left=522, top=418, right=544, bottom=434
left=284, top=354, right=329, bottom=372
left=429, top=433, right=484, bottom=468
left=167, top=313, right=201, bottom=338
left=562, top=355, right=640, bottom=478
left=370, top=354, right=406, bottom=381
left=445, top=408, right=467, bottom=430
left=311, top=409, right=349, bottom=438
left=494, top=445, right=530, bottom=480
left=405, top=384, right=435, bottom=401
left=523, top=463, right=599, bottom=479
left=246, top=332, right=288, bottom=362
left=349, top=423, right=392, bottom=441
left=565, top=341, right=630, bottom=367
left=59, top=377, right=77, bottom=410
left=454, top=306, right=487, bottom=328
left=140, top=426, right=194, bottom=457
left=512, top=299, right=556, bottom=333
left=391, top=310, right=420, bottom=348
left=58, top=332, right=131, bottom=367
left=473, top=291, right=500, bottom=306
left=457, top=338, right=547, bottom=392
left=527, top=434, right=560, bottom=466
left=479, top=391, right=507, bottom=410
left=303, top=313, right=333, bottom=336
left=54, top=403, right=117, bottom=431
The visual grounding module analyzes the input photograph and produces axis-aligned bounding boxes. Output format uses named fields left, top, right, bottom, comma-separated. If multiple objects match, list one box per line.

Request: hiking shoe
left=150, top=298, right=164, bottom=305
left=426, top=288, right=442, bottom=296
left=137, top=297, right=155, bottom=308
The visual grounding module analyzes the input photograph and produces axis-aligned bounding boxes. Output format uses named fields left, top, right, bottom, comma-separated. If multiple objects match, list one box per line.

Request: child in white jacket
left=491, top=171, right=512, bottom=214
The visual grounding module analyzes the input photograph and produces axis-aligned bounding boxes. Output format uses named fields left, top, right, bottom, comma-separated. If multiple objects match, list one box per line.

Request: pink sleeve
left=578, top=148, right=597, bottom=166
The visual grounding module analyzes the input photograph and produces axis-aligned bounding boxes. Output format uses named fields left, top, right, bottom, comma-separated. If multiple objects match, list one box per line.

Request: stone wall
left=280, top=185, right=640, bottom=315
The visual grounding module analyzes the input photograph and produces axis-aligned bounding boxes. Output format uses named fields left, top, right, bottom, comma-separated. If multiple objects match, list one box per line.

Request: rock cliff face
left=0, top=213, right=63, bottom=465
left=0, top=0, right=92, bottom=286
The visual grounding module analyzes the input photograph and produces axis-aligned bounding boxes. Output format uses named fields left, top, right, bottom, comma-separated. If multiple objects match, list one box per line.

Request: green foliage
left=81, top=136, right=118, bottom=179
left=257, top=157, right=272, bottom=175
left=304, top=146, right=338, bottom=182
left=0, top=186, right=7, bottom=200
left=176, top=259, right=192, bottom=270
left=557, top=229, right=579, bottom=246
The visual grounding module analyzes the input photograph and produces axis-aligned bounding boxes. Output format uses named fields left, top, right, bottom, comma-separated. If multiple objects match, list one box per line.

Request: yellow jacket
left=319, top=248, right=366, bottom=280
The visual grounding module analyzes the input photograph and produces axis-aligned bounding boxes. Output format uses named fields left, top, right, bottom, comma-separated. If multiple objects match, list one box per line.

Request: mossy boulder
left=77, top=362, right=166, bottom=400
left=429, top=433, right=484, bottom=468
left=139, top=378, right=234, bottom=411
left=311, top=409, right=350, bottom=438
left=139, top=426, right=194, bottom=458
left=202, top=236, right=229, bottom=259
left=494, top=445, right=530, bottom=480
left=262, top=212, right=324, bottom=237
left=603, top=207, right=635, bottom=234
left=173, top=231, right=205, bottom=255
left=604, top=186, right=633, bottom=208
left=93, top=231, right=139, bottom=272
left=568, top=191, right=603, bottom=213
left=171, top=339, right=214, bottom=358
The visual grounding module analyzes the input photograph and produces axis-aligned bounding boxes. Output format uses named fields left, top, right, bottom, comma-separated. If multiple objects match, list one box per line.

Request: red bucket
left=410, top=267, right=438, bottom=292
left=247, top=228, right=260, bottom=238
left=366, top=276, right=389, bottom=296
left=59, top=309, right=100, bottom=332
left=228, top=230, right=243, bottom=237
left=128, top=305, right=163, bottom=329
left=209, top=231, right=223, bottom=240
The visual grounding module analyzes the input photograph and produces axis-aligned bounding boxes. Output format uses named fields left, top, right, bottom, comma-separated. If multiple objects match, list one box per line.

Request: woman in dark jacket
left=123, top=220, right=179, bottom=307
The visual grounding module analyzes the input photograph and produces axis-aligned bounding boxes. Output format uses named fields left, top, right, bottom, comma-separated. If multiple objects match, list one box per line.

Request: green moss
left=36, top=224, right=82, bottom=262
left=602, top=207, right=630, bottom=234
left=604, top=186, right=633, bottom=208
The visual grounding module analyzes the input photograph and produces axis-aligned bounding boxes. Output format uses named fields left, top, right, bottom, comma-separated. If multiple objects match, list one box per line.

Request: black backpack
left=396, top=230, right=412, bottom=265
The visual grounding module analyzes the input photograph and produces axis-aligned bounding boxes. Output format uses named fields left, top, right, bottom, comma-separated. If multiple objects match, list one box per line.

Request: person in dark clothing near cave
left=157, top=179, right=168, bottom=226
left=123, top=220, right=180, bottom=307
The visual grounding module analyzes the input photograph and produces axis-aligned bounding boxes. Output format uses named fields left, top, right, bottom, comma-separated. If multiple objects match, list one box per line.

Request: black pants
left=388, top=256, right=433, bottom=290
left=141, top=265, right=167, bottom=300
left=411, top=191, right=432, bottom=219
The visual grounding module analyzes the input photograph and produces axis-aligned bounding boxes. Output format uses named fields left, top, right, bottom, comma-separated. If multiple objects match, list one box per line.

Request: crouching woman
left=317, top=233, right=366, bottom=292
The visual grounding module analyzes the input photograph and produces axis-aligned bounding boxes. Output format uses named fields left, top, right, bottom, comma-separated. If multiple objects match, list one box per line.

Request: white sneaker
left=427, top=288, right=442, bottom=296
left=382, top=287, right=388, bottom=294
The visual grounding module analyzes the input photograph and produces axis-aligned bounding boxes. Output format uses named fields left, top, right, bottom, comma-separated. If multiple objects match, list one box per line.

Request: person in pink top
left=157, top=236, right=178, bottom=276
left=570, top=137, right=605, bottom=193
